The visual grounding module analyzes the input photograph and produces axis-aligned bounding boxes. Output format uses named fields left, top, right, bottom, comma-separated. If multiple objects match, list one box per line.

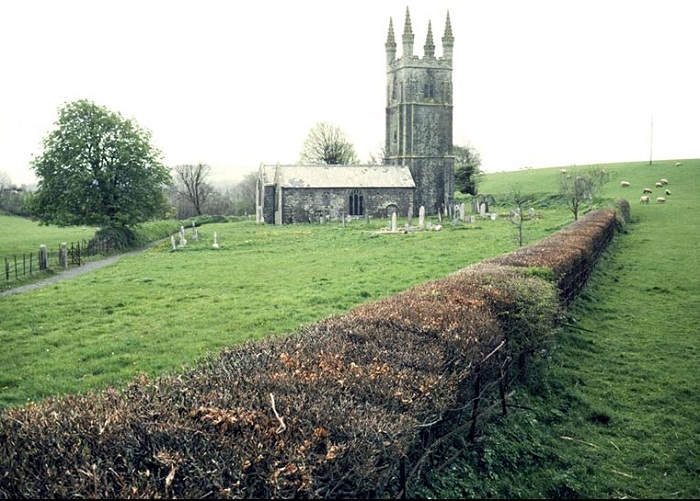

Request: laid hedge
left=0, top=204, right=628, bottom=499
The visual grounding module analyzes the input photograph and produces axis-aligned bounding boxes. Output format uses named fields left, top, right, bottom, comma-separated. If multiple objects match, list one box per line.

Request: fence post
left=39, top=245, right=48, bottom=270
left=4, top=257, right=8, bottom=281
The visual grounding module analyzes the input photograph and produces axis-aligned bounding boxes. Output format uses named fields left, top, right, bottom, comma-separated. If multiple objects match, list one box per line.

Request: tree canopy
left=299, top=122, right=359, bottom=165
left=454, top=143, right=482, bottom=196
left=28, top=99, right=171, bottom=227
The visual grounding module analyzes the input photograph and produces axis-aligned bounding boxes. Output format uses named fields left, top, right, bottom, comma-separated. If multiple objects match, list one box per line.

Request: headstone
left=407, top=204, right=413, bottom=227
left=490, top=213, right=498, bottom=221
left=418, top=206, right=425, bottom=230
left=212, top=232, right=219, bottom=249
left=529, top=207, right=535, bottom=218
left=391, top=212, right=397, bottom=232
left=192, top=227, right=199, bottom=242
left=171, top=235, right=176, bottom=250
left=434, top=224, right=442, bottom=231
left=480, top=203, right=486, bottom=218
left=460, top=203, right=466, bottom=221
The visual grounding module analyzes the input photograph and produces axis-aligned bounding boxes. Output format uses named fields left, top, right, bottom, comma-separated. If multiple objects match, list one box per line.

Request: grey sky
left=1, top=0, right=698, bottom=186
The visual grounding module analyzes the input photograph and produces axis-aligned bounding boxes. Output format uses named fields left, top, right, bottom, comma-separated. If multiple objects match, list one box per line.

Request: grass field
left=1, top=157, right=698, bottom=498
left=0, top=205, right=574, bottom=408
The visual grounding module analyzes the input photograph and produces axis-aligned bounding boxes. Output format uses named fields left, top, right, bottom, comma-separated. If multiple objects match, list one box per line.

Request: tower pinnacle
left=442, top=11, right=454, bottom=60
left=402, top=6, right=414, bottom=58
left=385, top=17, right=397, bottom=64
left=424, top=20, right=435, bottom=58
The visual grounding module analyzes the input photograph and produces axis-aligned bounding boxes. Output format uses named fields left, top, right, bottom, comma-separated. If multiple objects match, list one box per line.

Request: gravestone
left=418, top=206, right=425, bottom=230
left=529, top=207, right=535, bottom=218
left=391, top=212, right=397, bottom=232
left=212, top=232, right=219, bottom=249
left=171, top=235, right=176, bottom=250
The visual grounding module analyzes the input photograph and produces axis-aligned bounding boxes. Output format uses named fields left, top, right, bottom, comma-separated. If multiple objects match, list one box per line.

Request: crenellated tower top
left=385, top=7, right=454, bottom=64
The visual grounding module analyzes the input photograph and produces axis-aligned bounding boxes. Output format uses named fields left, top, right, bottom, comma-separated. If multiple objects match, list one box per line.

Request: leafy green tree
left=28, top=99, right=171, bottom=227
left=454, top=143, right=482, bottom=195
left=299, top=122, right=359, bottom=165
left=558, top=165, right=609, bottom=220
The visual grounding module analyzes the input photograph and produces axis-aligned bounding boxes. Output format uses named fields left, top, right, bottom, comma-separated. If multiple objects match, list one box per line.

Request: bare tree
left=558, top=165, right=609, bottom=220
left=299, top=122, right=359, bottom=165
left=172, top=163, right=214, bottom=216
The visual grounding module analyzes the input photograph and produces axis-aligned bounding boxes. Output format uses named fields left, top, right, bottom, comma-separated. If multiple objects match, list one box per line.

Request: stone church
left=256, top=8, right=455, bottom=225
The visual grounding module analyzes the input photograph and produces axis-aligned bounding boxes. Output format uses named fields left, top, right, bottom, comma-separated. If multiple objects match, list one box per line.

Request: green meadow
left=1, top=158, right=698, bottom=498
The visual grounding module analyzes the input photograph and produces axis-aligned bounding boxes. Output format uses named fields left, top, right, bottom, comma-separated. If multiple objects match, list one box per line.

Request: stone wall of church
left=280, top=188, right=414, bottom=224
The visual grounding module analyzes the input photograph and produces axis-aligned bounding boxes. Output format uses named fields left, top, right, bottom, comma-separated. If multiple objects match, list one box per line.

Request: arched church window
left=349, top=189, right=364, bottom=216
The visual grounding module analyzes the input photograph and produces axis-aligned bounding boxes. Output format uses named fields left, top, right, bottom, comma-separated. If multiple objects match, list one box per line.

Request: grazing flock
left=619, top=172, right=674, bottom=204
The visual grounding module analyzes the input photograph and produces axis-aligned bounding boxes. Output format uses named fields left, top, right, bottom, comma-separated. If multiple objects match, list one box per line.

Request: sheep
left=560, top=168, right=567, bottom=174
left=660, top=178, right=669, bottom=185
left=655, top=182, right=663, bottom=188
left=643, top=188, right=653, bottom=194
left=665, top=189, right=672, bottom=196
left=656, top=197, right=666, bottom=203
left=676, top=162, right=682, bottom=166
left=620, top=181, right=630, bottom=187
left=640, top=195, right=650, bottom=204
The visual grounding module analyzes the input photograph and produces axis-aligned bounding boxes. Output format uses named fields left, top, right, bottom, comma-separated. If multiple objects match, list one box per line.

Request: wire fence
left=3, top=236, right=118, bottom=285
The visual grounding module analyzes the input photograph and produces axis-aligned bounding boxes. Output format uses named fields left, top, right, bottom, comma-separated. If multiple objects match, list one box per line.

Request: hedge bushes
left=0, top=206, right=626, bottom=499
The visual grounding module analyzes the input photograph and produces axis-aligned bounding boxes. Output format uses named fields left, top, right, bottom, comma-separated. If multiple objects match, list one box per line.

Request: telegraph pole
left=649, top=116, right=654, bottom=165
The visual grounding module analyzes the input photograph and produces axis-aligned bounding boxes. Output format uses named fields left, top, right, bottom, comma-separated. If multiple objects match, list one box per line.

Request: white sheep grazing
left=656, top=197, right=666, bottom=203
left=665, top=189, right=671, bottom=196
left=560, top=168, right=567, bottom=174
left=640, top=195, right=650, bottom=204
left=660, top=178, right=669, bottom=185
left=676, top=162, right=682, bottom=166
left=620, top=181, right=630, bottom=187
left=655, top=182, right=663, bottom=188
left=643, top=188, right=653, bottom=194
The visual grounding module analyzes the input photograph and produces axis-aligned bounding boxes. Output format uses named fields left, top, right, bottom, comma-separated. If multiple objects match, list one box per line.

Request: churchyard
left=0, top=158, right=698, bottom=498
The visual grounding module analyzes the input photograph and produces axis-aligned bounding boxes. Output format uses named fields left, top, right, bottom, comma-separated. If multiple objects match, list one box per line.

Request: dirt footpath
left=0, top=242, right=160, bottom=298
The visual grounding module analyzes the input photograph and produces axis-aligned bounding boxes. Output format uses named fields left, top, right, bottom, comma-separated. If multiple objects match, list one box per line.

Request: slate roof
left=260, top=164, right=415, bottom=189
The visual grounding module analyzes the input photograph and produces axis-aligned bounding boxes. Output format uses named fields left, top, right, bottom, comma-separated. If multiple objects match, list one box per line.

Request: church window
left=349, top=189, right=364, bottom=216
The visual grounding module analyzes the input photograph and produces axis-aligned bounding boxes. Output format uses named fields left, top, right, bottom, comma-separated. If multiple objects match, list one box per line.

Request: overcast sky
left=2, top=0, right=698, bottom=186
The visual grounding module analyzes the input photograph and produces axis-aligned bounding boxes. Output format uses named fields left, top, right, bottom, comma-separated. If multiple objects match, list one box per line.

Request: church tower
left=385, top=8, right=455, bottom=216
